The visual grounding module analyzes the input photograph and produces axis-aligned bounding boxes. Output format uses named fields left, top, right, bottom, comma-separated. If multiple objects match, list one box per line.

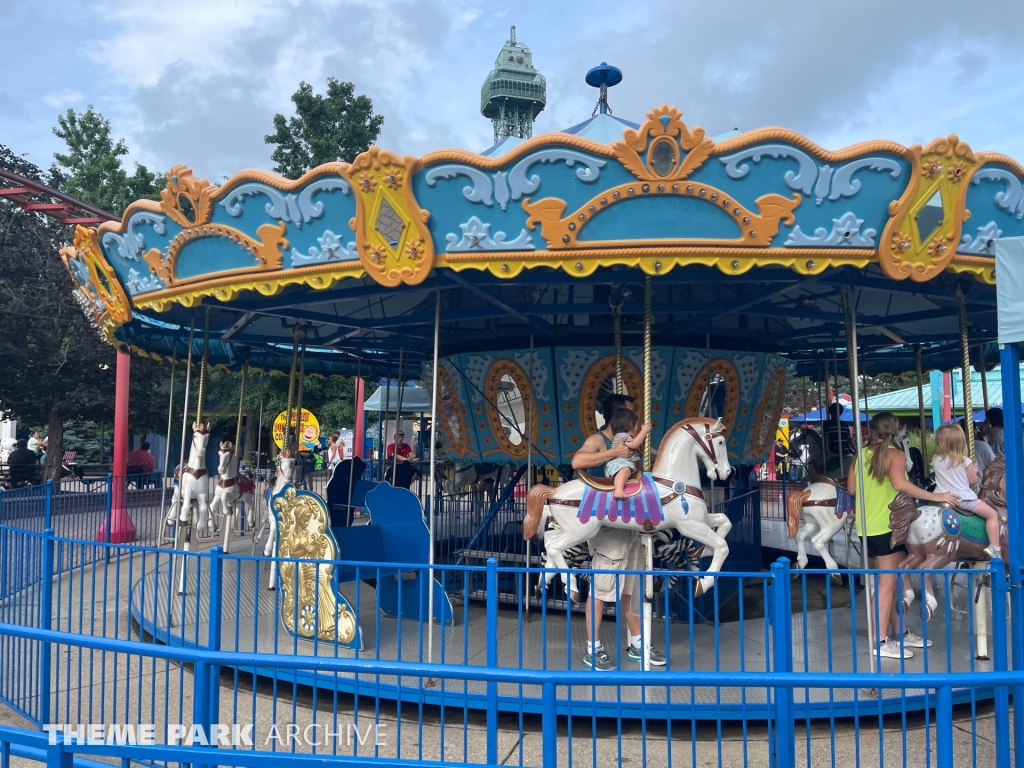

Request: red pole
left=98, top=350, right=136, bottom=543
left=353, top=377, right=365, bottom=459
left=942, top=371, right=952, bottom=424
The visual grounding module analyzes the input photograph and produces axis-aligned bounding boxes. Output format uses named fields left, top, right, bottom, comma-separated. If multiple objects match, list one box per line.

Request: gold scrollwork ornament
left=345, top=147, right=434, bottom=287
left=879, top=135, right=978, bottom=282
left=59, top=226, right=133, bottom=342
left=273, top=486, right=358, bottom=645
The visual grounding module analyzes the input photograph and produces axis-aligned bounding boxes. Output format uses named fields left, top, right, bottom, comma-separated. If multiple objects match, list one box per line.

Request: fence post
left=990, top=559, right=1011, bottom=768
left=936, top=685, right=953, bottom=768
left=43, top=480, right=53, bottom=533
left=542, top=681, right=556, bottom=768
left=39, top=527, right=54, bottom=728
left=206, top=547, right=224, bottom=735
left=769, top=558, right=794, bottom=768
left=486, top=557, right=498, bottom=766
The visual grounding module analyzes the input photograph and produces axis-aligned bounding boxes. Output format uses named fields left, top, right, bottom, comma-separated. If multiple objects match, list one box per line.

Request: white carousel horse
left=209, top=441, right=241, bottom=551
left=786, top=480, right=850, bottom=581
left=524, top=417, right=733, bottom=597
left=789, top=425, right=823, bottom=476
left=236, top=468, right=256, bottom=527
left=265, top=451, right=296, bottom=590
left=176, top=423, right=212, bottom=534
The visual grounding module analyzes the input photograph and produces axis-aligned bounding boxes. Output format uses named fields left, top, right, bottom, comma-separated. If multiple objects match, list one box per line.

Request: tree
left=265, top=78, right=384, bottom=179
left=51, top=106, right=161, bottom=216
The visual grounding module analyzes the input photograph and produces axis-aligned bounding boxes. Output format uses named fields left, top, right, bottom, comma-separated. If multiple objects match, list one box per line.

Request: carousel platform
left=128, top=541, right=1002, bottom=721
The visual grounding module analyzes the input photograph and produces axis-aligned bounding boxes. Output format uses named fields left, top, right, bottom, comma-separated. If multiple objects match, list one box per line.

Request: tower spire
left=480, top=28, right=546, bottom=145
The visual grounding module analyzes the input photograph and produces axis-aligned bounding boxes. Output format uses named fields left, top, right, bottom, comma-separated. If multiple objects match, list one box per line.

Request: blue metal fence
left=0, top=518, right=1017, bottom=767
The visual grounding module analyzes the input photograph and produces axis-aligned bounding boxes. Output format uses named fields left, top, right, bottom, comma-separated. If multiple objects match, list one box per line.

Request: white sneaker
left=877, top=638, right=913, bottom=659
left=902, top=629, right=932, bottom=648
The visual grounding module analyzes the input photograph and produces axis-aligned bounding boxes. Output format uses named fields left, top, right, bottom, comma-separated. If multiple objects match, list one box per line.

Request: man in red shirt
left=385, top=431, right=417, bottom=488
left=127, top=441, right=157, bottom=474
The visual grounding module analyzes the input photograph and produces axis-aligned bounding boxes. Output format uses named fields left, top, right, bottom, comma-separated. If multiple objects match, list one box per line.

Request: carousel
left=57, top=59, right=1024, bottom=720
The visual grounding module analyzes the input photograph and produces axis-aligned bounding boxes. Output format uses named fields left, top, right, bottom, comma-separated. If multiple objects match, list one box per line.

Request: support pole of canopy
left=346, top=357, right=362, bottom=525
left=171, top=323, right=195, bottom=594
left=253, top=393, right=263, bottom=547
left=705, top=333, right=712, bottom=417
left=844, top=289, right=875, bottom=674
left=831, top=341, right=845, bottom=476
left=175, top=320, right=196, bottom=502
left=158, top=347, right=177, bottom=526
left=525, top=333, right=534, bottom=622
left=979, top=344, right=990, bottom=413
left=642, top=275, right=654, bottom=672
left=822, top=358, right=829, bottom=467
left=427, top=289, right=441, bottom=672
left=958, top=288, right=975, bottom=460
left=391, top=348, right=405, bottom=484
left=382, top=361, right=391, bottom=482
left=916, top=346, right=928, bottom=470
left=225, top=351, right=248, bottom=551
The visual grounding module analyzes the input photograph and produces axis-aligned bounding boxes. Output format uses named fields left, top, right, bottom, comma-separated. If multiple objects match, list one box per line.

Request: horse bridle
left=679, top=423, right=725, bottom=467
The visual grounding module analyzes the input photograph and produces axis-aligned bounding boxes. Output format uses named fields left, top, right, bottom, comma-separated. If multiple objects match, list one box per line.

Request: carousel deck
left=128, top=546, right=1000, bottom=721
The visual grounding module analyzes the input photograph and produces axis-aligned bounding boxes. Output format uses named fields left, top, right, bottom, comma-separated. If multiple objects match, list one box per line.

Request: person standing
left=984, top=408, right=1005, bottom=458
left=568, top=393, right=665, bottom=670
left=847, top=413, right=957, bottom=659
left=327, top=432, right=342, bottom=468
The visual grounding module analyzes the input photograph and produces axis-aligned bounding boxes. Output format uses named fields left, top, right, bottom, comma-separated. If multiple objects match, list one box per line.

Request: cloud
left=5, top=0, right=1024, bottom=182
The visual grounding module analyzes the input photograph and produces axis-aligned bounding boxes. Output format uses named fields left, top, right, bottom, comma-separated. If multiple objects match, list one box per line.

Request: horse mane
left=980, top=456, right=1007, bottom=511
left=887, top=493, right=921, bottom=548
left=786, top=488, right=812, bottom=538
left=652, top=416, right=727, bottom=474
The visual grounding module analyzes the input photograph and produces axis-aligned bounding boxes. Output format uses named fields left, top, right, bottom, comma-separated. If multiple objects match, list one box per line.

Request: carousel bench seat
left=332, top=524, right=402, bottom=583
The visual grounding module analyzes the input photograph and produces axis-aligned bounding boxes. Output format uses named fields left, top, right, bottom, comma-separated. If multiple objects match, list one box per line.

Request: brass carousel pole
left=611, top=295, right=624, bottom=395
left=958, top=288, right=975, bottom=460
left=179, top=308, right=210, bottom=595
left=285, top=325, right=300, bottom=450
left=294, top=342, right=307, bottom=483
left=916, top=346, right=928, bottom=469
left=641, top=275, right=654, bottom=672
left=844, top=289, right=875, bottom=674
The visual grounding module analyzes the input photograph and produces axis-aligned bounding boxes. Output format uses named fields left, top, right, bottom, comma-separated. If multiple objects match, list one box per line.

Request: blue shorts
left=604, top=458, right=637, bottom=477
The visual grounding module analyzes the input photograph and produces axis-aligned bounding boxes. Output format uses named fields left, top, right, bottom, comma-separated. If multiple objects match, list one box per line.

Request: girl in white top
left=327, top=431, right=342, bottom=467
left=932, top=423, right=1001, bottom=558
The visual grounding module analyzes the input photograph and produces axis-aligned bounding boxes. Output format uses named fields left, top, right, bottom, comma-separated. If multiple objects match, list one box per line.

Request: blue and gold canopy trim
left=61, top=104, right=1019, bottom=344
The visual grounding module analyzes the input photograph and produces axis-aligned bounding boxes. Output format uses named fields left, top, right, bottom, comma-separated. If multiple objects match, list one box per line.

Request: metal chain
left=643, top=276, right=653, bottom=472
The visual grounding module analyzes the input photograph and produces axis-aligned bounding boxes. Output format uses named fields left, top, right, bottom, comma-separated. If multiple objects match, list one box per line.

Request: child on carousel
left=605, top=407, right=653, bottom=499
left=932, top=423, right=1002, bottom=559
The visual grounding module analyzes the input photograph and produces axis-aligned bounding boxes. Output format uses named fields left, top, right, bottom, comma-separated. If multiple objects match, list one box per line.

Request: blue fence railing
left=0, top=517, right=1017, bottom=767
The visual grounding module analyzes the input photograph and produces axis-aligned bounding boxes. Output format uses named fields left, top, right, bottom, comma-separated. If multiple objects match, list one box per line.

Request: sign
left=273, top=409, right=321, bottom=452
left=776, top=417, right=789, bottom=446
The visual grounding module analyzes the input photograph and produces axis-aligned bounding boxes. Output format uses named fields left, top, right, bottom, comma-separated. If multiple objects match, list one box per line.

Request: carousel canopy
left=59, top=100, right=1013, bottom=379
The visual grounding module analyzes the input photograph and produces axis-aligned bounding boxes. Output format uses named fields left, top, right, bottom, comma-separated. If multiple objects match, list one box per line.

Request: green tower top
left=480, top=25, right=547, bottom=145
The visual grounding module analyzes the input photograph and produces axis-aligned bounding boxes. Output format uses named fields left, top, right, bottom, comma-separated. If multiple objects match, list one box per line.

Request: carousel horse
left=265, top=449, right=296, bottom=590
left=524, top=417, right=733, bottom=597
left=789, top=425, right=824, bottom=477
left=786, top=478, right=854, bottom=580
left=209, top=441, right=241, bottom=551
left=237, top=467, right=256, bottom=527
left=176, top=423, right=212, bottom=534
left=896, top=457, right=1009, bottom=620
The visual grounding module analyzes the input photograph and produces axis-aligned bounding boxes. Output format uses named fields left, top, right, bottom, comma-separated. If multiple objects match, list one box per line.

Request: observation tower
left=480, top=25, right=546, bottom=144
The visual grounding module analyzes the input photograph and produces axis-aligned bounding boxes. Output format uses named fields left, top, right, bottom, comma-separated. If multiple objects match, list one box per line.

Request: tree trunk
left=45, top=407, right=63, bottom=486
left=243, top=412, right=255, bottom=459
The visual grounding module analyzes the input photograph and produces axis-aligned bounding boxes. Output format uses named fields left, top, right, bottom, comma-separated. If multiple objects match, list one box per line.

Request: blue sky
left=4, top=0, right=1024, bottom=181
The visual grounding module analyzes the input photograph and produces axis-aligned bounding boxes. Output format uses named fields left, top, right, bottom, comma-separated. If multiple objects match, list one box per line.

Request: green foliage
left=265, top=78, right=384, bottom=180
left=178, top=366, right=377, bottom=440
left=51, top=106, right=161, bottom=216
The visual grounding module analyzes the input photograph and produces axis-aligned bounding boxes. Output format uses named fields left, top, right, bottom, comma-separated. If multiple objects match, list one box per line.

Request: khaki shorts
left=590, top=530, right=642, bottom=604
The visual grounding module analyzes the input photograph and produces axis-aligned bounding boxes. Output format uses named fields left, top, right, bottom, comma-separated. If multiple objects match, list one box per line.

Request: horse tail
left=787, top=489, right=812, bottom=538
left=524, top=485, right=556, bottom=540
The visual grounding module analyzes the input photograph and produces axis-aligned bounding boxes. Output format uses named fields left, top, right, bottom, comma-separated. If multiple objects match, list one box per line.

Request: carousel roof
left=59, top=101, right=1014, bottom=377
